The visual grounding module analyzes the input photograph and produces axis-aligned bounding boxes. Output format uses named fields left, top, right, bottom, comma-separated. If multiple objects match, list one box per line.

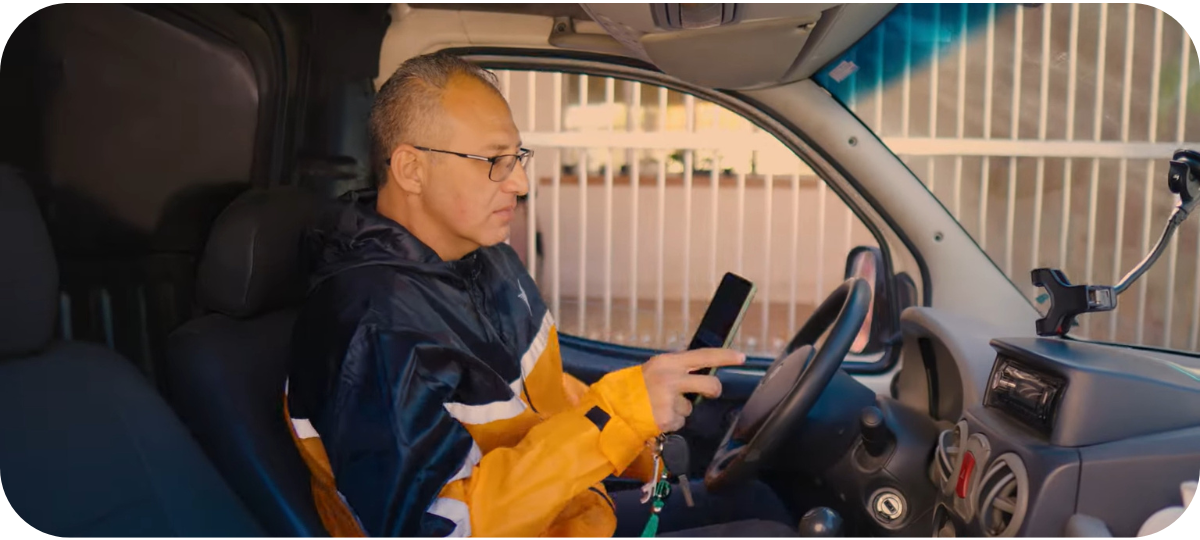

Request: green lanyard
left=640, top=435, right=671, bottom=538
left=640, top=479, right=671, bottom=537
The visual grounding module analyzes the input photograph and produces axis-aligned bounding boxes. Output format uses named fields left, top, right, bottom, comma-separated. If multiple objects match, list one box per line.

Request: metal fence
left=500, top=2, right=1199, bottom=353
left=868, top=3, right=1198, bottom=349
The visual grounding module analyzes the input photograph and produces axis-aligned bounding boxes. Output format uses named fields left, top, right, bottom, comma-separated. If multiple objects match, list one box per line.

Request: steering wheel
left=704, top=277, right=871, bottom=491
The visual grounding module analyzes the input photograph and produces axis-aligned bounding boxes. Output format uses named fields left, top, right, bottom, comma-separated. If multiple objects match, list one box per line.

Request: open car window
left=491, top=69, right=882, bottom=360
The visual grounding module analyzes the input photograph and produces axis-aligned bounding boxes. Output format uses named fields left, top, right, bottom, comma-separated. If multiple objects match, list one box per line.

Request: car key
left=660, top=433, right=694, bottom=507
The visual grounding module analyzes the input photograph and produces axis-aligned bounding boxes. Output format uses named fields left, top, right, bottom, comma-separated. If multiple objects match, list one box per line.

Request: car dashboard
left=926, top=337, right=1200, bottom=537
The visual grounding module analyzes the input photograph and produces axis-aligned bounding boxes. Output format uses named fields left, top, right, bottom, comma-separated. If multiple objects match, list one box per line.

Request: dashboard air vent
left=977, top=454, right=1029, bottom=537
left=934, top=422, right=966, bottom=489
left=935, top=428, right=958, bottom=479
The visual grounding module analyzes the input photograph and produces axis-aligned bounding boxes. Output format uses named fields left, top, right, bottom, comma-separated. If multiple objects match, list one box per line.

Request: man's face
left=420, top=74, right=528, bottom=253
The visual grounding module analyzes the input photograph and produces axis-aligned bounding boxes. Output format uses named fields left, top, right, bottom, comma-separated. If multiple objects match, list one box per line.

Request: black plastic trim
left=917, top=337, right=941, bottom=420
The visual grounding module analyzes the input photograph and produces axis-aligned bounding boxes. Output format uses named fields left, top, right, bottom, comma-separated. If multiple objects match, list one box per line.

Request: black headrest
left=196, top=189, right=318, bottom=319
left=0, top=167, right=58, bottom=358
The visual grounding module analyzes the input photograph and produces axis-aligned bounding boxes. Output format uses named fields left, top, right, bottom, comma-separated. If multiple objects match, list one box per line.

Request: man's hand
left=641, top=348, right=746, bottom=432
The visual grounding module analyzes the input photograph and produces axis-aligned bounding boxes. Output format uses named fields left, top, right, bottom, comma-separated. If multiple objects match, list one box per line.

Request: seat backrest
left=165, top=188, right=327, bottom=537
left=0, top=168, right=264, bottom=536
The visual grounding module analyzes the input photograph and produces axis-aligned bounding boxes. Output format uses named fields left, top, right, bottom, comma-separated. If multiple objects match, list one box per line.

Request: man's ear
left=388, top=144, right=425, bottom=195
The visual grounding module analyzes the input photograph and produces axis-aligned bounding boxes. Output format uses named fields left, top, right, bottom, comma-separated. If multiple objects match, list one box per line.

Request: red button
left=956, top=451, right=976, bottom=498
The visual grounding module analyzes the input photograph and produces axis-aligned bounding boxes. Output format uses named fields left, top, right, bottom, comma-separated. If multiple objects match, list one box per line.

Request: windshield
left=815, top=3, right=1200, bottom=353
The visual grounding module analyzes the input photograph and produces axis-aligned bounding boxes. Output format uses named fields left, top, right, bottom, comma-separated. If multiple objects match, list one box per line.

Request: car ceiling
left=406, top=3, right=592, bottom=20
left=403, top=3, right=895, bottom=90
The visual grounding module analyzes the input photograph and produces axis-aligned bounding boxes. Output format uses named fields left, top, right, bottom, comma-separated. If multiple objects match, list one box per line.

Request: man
left=285, top=53, right=792, bottom=537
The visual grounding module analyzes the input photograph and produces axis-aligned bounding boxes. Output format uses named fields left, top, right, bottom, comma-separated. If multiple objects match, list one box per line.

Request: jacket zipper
left=464, top=262, right=538, bottom=415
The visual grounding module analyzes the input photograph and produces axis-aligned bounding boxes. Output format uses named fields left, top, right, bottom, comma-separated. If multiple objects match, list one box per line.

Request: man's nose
left=503, top=161, right=530, bottom=196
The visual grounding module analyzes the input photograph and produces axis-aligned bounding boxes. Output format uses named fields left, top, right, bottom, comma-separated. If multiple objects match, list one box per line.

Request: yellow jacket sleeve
left=562, top=372, right=658, bottom=482
left=437, top=366, right=660, bottom=537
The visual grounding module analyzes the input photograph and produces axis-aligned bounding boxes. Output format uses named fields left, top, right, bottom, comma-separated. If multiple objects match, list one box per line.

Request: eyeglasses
left=388, top=146, right=534, bottom=182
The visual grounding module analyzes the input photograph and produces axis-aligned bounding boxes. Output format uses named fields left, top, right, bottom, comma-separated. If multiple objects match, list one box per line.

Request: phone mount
left=1032, top=149, right=1200, bottom=337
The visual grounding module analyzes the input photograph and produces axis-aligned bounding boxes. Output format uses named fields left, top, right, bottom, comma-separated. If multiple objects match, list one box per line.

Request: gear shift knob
left=798, top=506, right=843, bottom=537
left=860, top=406, right=891, bottom=457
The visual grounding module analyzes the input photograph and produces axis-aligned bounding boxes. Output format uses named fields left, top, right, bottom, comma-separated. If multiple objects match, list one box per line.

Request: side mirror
left=843, top=246, right=888, bottom=354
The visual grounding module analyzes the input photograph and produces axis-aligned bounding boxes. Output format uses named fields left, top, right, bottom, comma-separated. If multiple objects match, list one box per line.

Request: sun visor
left=579, top=3, right=896, bottom=90
left=640, top=16, right=818, bottom=89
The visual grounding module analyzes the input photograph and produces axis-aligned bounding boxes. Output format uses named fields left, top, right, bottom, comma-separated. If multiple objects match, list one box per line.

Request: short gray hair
left=369, top=53, right=500, bottom=185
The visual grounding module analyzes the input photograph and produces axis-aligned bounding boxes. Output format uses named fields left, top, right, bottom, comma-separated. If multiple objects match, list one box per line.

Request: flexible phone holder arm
left=1031, top=149, right=1200, bottom=337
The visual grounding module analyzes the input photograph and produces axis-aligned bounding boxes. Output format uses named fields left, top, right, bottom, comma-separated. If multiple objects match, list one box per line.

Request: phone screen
left=686, top=273, right=756, bottom=402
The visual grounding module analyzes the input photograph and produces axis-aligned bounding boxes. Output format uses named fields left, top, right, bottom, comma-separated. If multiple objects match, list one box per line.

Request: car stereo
left=984, top=356, right=1066, bottom=435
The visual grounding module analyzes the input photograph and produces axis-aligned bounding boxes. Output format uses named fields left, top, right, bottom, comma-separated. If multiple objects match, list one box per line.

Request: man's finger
left=673, top=395, right=694, bottom=418
left=678, top=374, right=722, bottom=399
left=675, top=348, right=746, bottom=370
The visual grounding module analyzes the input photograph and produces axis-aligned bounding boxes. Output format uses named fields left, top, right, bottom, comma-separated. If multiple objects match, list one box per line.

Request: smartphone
left=686, top=272, right=757, bottom=404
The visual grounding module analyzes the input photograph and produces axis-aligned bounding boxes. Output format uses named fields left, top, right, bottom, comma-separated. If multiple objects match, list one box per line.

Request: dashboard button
left=956, top=451, right=976, bottom=498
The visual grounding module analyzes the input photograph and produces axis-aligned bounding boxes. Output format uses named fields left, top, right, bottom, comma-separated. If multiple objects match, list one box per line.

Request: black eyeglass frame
left=386, top=146, right=537, bottom=182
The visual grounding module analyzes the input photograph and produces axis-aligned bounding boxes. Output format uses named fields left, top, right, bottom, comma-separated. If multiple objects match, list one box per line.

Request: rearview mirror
left=844, top=246, right=887, bottom=354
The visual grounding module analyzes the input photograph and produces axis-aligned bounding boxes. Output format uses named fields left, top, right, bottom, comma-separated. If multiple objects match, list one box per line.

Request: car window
left=815, top=3, right=1199, bottom=350
left=496, top=70, right=879, bottom=358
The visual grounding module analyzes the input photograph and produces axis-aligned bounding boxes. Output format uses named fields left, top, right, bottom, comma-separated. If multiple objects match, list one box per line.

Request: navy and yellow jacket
left=285, top=192, right=660, bottom=537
